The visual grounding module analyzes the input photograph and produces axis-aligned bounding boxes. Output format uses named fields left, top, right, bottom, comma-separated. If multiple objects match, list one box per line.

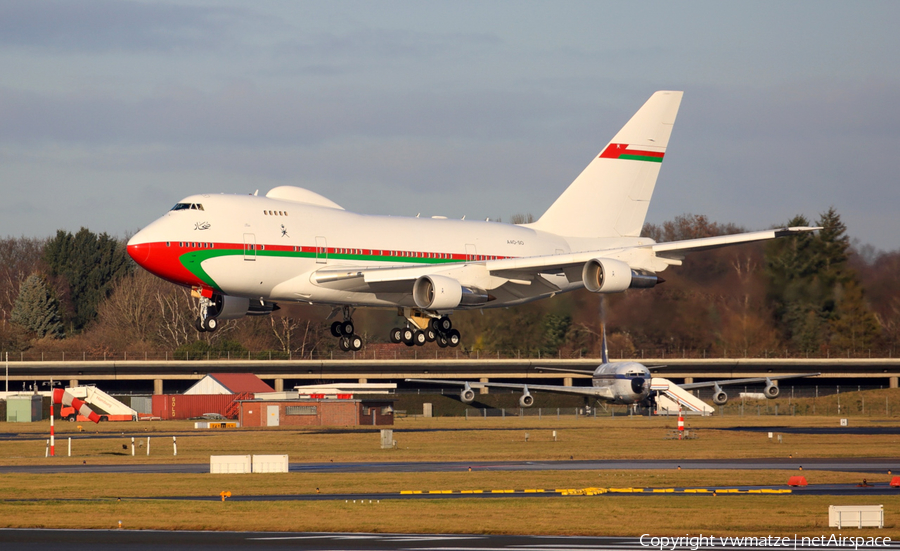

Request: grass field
left=2, top=414, right=898, bottom=464
left=1, top=411, right=899, bottom=536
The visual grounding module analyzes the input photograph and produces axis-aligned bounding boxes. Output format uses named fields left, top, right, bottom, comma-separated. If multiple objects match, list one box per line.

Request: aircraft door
left=243, top=233, right=256, bottom=261
left=465, top=243, right=477, bottom=262
left=315, top=236, right=328, bottom=264
left=266, top=405, right=280, bottom=426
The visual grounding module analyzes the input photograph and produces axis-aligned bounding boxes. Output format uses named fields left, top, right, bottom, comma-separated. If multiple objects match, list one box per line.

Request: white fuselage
left=592, top=362, right=652, bottom=404
left=127, top=191, right=648, bottom=310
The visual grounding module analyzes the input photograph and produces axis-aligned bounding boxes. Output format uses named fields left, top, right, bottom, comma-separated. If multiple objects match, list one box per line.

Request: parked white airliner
left=127, top=91, right=818, bottom=350
left=409, top=332, right=820, bottom=408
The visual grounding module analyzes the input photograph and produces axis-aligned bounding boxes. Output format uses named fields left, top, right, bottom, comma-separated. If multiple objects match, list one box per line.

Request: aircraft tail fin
left=527, top=91, right=683, bottom=239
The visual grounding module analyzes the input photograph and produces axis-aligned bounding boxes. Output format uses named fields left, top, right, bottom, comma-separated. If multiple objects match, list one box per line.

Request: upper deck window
left=171, top=203, right=204, bottom=211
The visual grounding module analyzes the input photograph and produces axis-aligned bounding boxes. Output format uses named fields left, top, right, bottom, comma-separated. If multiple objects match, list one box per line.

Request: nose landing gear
left=195, top=296, right=219, bottom=333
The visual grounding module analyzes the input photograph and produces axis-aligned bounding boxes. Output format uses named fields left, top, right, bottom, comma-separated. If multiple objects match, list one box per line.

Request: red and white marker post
left=50, top=404, right=55, bottom=457
left=677, top=407, right=685, bottom=440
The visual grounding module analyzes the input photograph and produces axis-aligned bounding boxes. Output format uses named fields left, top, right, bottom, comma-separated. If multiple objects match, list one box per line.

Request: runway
left=2, top=457, right=897, bottom=474
left=1, top=530, right=897, bottom=551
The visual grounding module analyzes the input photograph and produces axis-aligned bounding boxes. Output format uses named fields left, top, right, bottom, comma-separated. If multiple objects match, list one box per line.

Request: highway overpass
left=2, top=357, right=899, bottom=395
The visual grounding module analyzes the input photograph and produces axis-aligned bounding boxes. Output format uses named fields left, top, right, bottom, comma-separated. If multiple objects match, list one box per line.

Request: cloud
left=0, top=0, right=247, bottom=53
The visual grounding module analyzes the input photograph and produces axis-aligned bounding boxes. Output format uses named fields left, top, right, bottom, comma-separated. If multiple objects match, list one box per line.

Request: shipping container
left=151, top=394, right=241, bottom=420
left=131, top=396, right=152, bottom=414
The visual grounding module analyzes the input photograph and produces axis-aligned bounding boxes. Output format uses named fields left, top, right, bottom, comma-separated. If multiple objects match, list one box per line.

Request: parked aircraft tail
left=528, top=91, right=683, bottom=239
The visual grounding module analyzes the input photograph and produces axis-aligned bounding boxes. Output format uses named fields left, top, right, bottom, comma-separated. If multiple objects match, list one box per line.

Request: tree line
left=0, top=209, right=897, bottom=358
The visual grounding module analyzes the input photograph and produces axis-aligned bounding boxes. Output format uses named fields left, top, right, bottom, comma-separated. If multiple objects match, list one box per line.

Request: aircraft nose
left=127, top=233, right=151, bottom=266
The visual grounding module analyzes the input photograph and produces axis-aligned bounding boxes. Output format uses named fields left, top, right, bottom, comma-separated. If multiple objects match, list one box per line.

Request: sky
left=1, top=1, right=898, bottom=251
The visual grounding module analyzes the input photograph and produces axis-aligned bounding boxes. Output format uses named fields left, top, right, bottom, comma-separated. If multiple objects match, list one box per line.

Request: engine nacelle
left=713, top=390, right=728, bottom=405
left=582, top=259, right=632, bottom=293
left=460, top=387, right=475, bottom=403
left=764, top=381, right=780, bottom=399
left=213, top=295, right=276, bottom=320
left=413, top=275, right=490, bottom=309
left=214, top=295, right=251, bottom=320
left=519, top=390, right=534, bottom=408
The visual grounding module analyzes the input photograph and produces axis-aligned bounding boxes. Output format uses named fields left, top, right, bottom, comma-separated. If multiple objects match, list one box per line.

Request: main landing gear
left=389, top=311, right=460, bottom=348
left=330, top=306, right=363, bottom=352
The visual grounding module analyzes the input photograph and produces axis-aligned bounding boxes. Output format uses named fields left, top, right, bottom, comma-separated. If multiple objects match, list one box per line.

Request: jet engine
left=582, top=259, right=661, bottom=293
left=413, top=275, right=490, bottom=309
left=764, top=380, right=780, bottom=399
left=519, top=389, right=534, bottom=408
left=460, top=387, right=475, bottom=403
left=713, top=389, right=728, bottom=405
left=213, top=294, right=277, bottom=320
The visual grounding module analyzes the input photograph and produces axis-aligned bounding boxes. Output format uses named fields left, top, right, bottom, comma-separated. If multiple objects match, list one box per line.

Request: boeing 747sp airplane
left=127, top=91, right=819, bottom=350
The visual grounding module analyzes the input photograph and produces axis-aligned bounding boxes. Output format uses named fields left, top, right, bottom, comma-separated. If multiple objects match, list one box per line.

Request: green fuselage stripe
left=179, top=248, right=466, bottom=291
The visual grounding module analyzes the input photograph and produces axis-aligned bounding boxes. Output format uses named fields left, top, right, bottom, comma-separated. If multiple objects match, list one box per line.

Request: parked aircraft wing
left=533, top=366, right=597, bottom=376
left=679, top=372, right=821, bottom=390
left=405, top=378, right=614, bottom=398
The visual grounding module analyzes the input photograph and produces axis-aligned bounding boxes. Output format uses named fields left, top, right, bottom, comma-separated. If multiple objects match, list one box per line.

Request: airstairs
left=651, top=377, right=714, bottom=416
left=66, top=386, right=137, bottom=419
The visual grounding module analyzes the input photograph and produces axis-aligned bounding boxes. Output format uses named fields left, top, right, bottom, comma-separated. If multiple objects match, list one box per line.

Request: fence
left=1, top=347, right=897, bottom=362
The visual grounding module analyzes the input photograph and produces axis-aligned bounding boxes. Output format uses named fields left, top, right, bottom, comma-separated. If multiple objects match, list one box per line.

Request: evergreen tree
left=766, top=208, right=880, bottom=352
left=540, top=314, right=572, bottom=356
left=10, top=274, right=64, bottom=338
left=828, top=281, right=881, bottom=350
left=43, top=228, right=132, bottom=331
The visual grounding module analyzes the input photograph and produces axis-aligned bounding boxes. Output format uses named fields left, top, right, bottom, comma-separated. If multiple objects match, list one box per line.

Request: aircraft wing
left=405, top=378, right=614, bottom=398
left=487, top=226, right=821, bottom=278
left=534, top=366, right=597, bottom=376
left=307, top=226, right=820, bottom=293
left=679, top=372, right=821, bottom=390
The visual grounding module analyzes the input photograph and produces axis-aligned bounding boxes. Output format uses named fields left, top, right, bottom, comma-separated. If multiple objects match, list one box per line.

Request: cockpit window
left=171, top=203, right=204, bottom=211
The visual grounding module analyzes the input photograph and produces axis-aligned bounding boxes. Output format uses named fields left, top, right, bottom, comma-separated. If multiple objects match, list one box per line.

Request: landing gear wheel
left=413, top=330, right=427, bottom=346
left=401, top=328, right=415, bottom=346
left=339, top=336, right=351, bottom=351
left=389, top=328, right=402, bottom=343
left=349, top=335, right=363, bottom=351
left=202, top=317, right=218, bottom=332
left=194, top=317, right=207, bottom=332
left=425, top=328, right=437, bottom=342
left=340, top=320, right=355, bottom=336
left=331, top=321, right=343, bottom=337
left=437, top=335, right=449, bottom=348
left=447, top=329, right=461, bottom=347
left=437, top=316, right=452, bottom=332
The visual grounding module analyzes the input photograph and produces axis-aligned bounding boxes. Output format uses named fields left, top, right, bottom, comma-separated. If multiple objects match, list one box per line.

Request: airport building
left=237, top=397, right=394, bottom=427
